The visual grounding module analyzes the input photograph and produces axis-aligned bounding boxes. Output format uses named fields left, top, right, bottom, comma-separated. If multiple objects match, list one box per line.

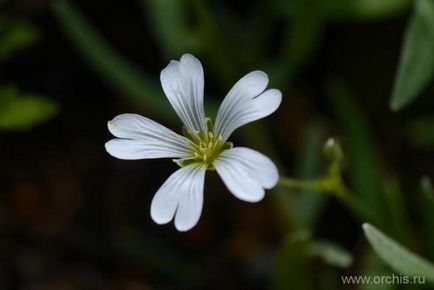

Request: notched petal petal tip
left=160, top=54, right=206, bottom=133
left=214, top=147, right=279, bottom=202
left=150, top=164, right=206, bottom=231
left=214, top=70, right=281, bottom=140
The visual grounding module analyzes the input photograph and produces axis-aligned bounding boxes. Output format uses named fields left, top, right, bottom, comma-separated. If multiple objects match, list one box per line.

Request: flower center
left=175, top=122, right=232, bottom=169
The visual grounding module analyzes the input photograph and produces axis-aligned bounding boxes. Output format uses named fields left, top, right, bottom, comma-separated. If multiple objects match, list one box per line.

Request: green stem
left=278, top=177, right=325, bottom=192
left=279, top=176, right=380, bottom=225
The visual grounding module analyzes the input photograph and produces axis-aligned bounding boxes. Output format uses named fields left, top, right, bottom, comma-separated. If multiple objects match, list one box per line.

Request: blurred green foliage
left=0, top=15, right=39, bottom=60
left=292, top=121, right=326, bottom=230
left=272, top=231, right=314, bottom=290
left=329, top=82, right=387, bottom=224
left=0, top=15, right=57, bottom=130
left=53, top=0, right=172, bottom=119
left=310, top=240, right=353, bottom=268
left=391, top=0, right=434, bottom=111
left=0, top=86, right=57, bottom=130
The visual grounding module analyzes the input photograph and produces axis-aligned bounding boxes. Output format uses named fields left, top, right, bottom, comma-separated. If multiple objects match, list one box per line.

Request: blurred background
left=1, top=0, right=434, bottom=289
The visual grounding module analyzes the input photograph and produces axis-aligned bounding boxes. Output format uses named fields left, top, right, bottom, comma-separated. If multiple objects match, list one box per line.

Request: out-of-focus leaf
left=287, top=0, right=324, bottom=68
left=352, top=0, right=410, bottom=19
left=421, top=175, right=434, bottom=203
left=383, top=177, right=413, bottom=245
left=390, top=0, right=434, bottom=111
left=271, top=0, right=325, bottom=86
left=310, top=241, right=353, bottom=268
left=294, top=120, right=326, bottom=230
left=363, top=223, right=434, bottom=282
left=0, top=86, right=57, bottom=130
left=406, top=116, right=434, bottom=148
left=52, top=0, right=172, bottom=119
left=0, top=16, right=40, bottom=60
left=145, top=0, right=200, bottom=56
left=272, top=231, right=352, bottom=290
left=326, top=0, right=410, bottom=20
left=328, top=81, right=386, bottom=227
left=144, top=0, right=236, bottom=88
left=271, top=231, right=314, bottom=290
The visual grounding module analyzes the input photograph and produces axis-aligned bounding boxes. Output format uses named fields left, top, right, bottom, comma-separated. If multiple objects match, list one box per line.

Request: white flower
left=105, top=54, right=281, bottom=231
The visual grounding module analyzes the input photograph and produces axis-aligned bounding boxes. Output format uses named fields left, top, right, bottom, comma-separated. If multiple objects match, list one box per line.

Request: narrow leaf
left=310, top=241, right=353, bottom=268
left=390, top=0, right=434, bottom=111
left=363, top=223, right=434, bottom=282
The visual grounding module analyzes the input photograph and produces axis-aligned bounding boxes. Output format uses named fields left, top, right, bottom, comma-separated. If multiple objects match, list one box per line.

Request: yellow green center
left=175, top=123, right=232, bottom=169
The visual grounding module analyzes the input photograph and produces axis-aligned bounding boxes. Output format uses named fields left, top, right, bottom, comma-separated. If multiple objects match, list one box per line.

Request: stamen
left=181, top=121, right=230, bottom=168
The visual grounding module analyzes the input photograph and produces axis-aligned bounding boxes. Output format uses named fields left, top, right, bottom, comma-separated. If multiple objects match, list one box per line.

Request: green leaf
left=0, top=16, right=40, bottom=61
left=390, top=0, right=434, bottom=111
left=0, top=86, right=57, bottom=130
left=363, top=223, right=434, bottom=282
left=310, top=241, right=353, bottom=268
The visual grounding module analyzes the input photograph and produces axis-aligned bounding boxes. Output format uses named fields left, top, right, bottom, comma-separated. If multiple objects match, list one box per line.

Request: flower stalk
left=279, top=138, right=381, bottom=225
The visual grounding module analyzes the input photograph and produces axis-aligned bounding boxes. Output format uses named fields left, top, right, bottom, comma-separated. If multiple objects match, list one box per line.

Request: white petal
left=105, top=139, right=187, bottom=160
left=150, top=164, right=206, bottom=231
left=105, top=113, right=191, bottom=160
left=214, top=147, right=279, bottom=202
left=160, top=54, right=206, bottom=133
left=214, top=70, right=281, bottom=141
left=220, top=89, right=282, bottom=140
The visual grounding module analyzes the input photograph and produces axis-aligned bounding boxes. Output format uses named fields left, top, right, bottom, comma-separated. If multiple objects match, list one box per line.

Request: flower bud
left=323, top=138, right=343, bottom=163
